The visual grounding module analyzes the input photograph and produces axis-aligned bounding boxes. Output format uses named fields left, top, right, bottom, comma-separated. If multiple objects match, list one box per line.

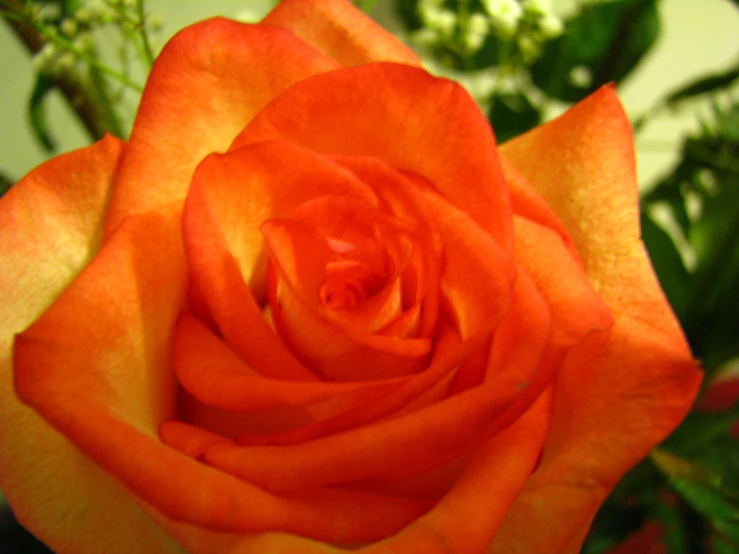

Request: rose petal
left=173, top=313, right=404, bottom=415
left=358, top=387, right=554, bottom=554
left=420, top=189, right=515, bottom=342
left=106, top=18, right=339, bottom=232
left=500, top=85, right=688, bottom=339
left=0, top=138, right=181, bottom=554
left=231, top=63, right=513, bottom=248
left=490, top=327, right=701, bottom=553
left=501, top=156, right=581, bottom=261
left=490, top=86, right=702, bottom=553
left=235, top=320, right=473, bottom=446
left=264, top=0, right=421, bottom=67
left=513, top=216, right=613, bottom=345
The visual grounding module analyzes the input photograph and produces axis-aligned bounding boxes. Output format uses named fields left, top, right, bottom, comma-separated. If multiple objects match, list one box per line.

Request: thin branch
left=1, top=0, right=133, bottom=141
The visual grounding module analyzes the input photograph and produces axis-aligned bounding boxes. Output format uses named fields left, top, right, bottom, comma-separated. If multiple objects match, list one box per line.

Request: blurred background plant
left=1, top=0, right=738, bottom=552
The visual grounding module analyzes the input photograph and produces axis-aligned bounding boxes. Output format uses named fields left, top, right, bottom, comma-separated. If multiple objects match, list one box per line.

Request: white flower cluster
left=522, top=0, right=563, bottom=38
left=413, top=0, right=565, bottom=62
left=482, top=0, right=523, bottom=40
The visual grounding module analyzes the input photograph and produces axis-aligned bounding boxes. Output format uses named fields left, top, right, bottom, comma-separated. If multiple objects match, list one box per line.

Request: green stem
left=135, top=0, right=154, bottom=68
left=32, top=18, right=143, bottom=91
left=1, top=0, right=127, bottom=141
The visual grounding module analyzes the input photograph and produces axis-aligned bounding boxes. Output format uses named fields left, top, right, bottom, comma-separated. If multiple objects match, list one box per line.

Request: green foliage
left=664, top=66, right=739, bottom=107
left=639, top=213, right=691, bottom=317
left=489, top=92, right=540, bottom=144
left=0, top=171, right=13, bottom=198
left=642, top=101, right=739, bottom=376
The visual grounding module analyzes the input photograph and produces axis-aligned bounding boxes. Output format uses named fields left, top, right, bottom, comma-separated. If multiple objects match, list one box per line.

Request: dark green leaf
left=665, top=66, right=739, bottom=106
left=394, top=0, right=422, bottom=31
left=489, top=93, right=542, bottom=144
left=640, top=213, right=690, bottom=318
left=531, top=0, right=660, bottom=102
left=651, top=449, right=723, bottom=489
left=653, top=501, right=690, bottom=554
left=713, top=519, right=739, bottom=546
left=669, top=477, right=739, bottom=523
left=0, top=170, right=14, bottom=198
left=580, top=503, right=650, bottom=554
left=663, top=412, right=739, bottom=456
left=28, top=72, right=57, bottom=153
left=684, top=181, right=739, bottom=370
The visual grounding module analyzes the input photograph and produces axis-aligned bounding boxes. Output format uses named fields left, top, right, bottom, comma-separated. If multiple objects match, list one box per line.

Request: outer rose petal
left=490, top=86, right=702, bottom=552
left=500, top=85, right=686, bottom=338
left=264, top=0, right=421, bottom=67
left=105, top=18, right=339, bottom=232
left=0, top=138, right=182, bottom=553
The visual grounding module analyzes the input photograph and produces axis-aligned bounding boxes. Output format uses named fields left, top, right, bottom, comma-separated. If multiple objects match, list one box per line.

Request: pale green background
left=1, top=0, right=738, bottom=189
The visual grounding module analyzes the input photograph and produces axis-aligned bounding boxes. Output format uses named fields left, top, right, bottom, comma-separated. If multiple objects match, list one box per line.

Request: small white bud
left=538, top=13, right=564, bottom=38
left=568, top=65, right=592, bottom=88
left=75, top=8, right=93, bottom=24
left=32, top=43, right=59, bottom=72
left=423, top=8, right=457, bottom=37
left=412, top=27, right=440, bottom=48
left=523, top=0, right=553, bottom=16
left=72, top=32, right=95, bottom=53
left=60, top=18, right=78, bottom=38
left=483, top=0, right=523, bottom=40
left=464, top=13, right=491, bottom=53
left=55, top=52, right=77, bottom=73
left=147, top=13, right=164, bottom=32
left=517, top=34, right=540, bottom=63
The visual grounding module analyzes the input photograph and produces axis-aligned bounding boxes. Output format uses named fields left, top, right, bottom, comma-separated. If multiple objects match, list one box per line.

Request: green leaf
left=0, top=170, right=13, bottom=198
left=531, top=0, right=660, bottom=102
left=580, top=502, right=650, bottom=554
left=662, top=412, right=739, bottom=456
left=684, top=180, right=739, bottom=370
left=653, top=501, right=690, bottom=554
left=713, top=518, right=739, bottom=546
left=651, top=449, right=723, bottom=489
left=489, top=93, right=542, bottom=144
left=352, top=0, right=378, bottom=14
left=665, top=66, right=739, bottom=107
left=28, top=72, right=57, bottom=153
left=640, top=213, right=691, bottom=318
left=669, top=477, right=739, bottom=523
left=394, top=0, right=422, bottom=31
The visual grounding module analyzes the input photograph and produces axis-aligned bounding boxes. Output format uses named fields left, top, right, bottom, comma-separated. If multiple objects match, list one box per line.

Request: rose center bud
left=319, top=259, right=385, bottom=308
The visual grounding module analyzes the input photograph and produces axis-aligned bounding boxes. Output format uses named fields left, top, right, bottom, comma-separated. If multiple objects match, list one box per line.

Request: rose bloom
left=0, top=1, right=701, bottom=553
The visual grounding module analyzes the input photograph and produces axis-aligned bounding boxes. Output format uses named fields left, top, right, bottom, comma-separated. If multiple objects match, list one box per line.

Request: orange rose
left=0, top=1, right=701, bottom=552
